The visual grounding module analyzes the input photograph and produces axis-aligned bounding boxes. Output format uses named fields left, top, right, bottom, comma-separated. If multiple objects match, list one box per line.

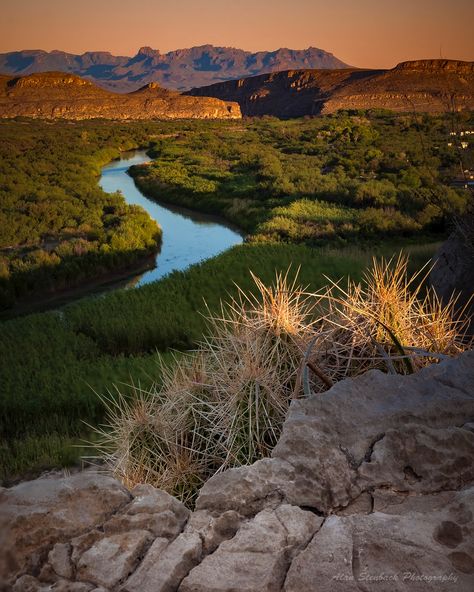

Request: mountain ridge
left=0, top=45, right=349, bottom=92
left=0, top=71, right=241, bottom=120
left=186, top=59, right=474, bottom=117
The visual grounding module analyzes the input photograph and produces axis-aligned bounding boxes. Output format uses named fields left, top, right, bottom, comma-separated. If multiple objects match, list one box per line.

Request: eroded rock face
left=1, top=351, right=473, bottom=591
left=0, top=472, right=131, bottom=587
left=285, top=488, right=474, bottom=592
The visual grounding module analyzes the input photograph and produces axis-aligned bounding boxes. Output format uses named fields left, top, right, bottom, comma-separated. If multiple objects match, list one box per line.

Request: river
left=99, top=150, right=243, bottom=287
left=2, top=150, right=243, bottom=319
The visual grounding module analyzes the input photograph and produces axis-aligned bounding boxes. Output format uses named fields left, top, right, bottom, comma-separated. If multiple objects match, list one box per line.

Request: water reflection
left=99, top=150, right=243, bottom=287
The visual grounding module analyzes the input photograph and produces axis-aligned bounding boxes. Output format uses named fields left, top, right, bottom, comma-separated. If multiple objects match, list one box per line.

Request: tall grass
left=94, top=255, right=470, bottom=504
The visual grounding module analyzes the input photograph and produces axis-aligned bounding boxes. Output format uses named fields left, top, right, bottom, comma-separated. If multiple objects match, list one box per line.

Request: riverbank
left=0, top=252, right=156, bottom=321
left=1, top=145, right=243, bottom=319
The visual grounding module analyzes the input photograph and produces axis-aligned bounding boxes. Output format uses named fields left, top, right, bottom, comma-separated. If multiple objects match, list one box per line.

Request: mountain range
left=0, top=46, right=349, bottom=92
left=1, top=60, right=472, bottom=121
left=187, top=60, right=474, bottom=117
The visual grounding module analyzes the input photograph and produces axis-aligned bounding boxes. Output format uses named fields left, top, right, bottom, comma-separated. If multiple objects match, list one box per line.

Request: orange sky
left=1, top=0, right=473, bottom=68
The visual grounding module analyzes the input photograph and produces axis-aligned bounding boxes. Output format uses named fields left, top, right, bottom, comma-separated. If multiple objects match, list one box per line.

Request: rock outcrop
left=431, top=224, right=474, bottom=335
left=1, top=351, right=473, bottom=591
left=187, top=60, right=474, bottom=117
left=0, top=72, right=241, bottom=120
left=0, top=46, right=349, bottom=93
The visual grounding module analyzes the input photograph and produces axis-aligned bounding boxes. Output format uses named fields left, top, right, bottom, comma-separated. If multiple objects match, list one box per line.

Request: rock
left=357, top=424, right=474, bottom=494
left=336, top=492, right=373, bottom=516
left=0, top=472, right=130, bottom=586
left=188, top=60, right=474, bottom=117
left=104, top=484, right=190, bottom=539
left=4, top=353, right=474, bottom=591
left=184, top=510, right=242, bottom=554
left=48, top=543, right=73, bottom=580
left=285, top=487, right=474, bottom=591
left=122, top=532, right=202, bottom=592
left=430, top=230, right=474, bottom=333
left=195, top=458, right=295, bottom=516
left=12, top=574, right=93, bottom=591
left=76, top=530, right=152, bottom=588
left=180, top=505, right=322, bottom=592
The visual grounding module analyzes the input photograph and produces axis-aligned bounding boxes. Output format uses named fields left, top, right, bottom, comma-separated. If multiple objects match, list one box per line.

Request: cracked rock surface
left=1, top=351, right=473, bottom=591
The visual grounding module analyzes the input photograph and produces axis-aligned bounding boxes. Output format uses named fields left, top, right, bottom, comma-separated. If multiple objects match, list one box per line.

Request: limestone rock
left=0, top=472, right=130, bottom=586
left=0, top=72, right=241, bottom=120
left=357, top=424, right=474, bottom=494
left=188, top=60, right=474, bottom=117
left=4, top=353, right=474, bottom=591
left=285, top=487, right=474, bottom=591
left=48, top=543, right=73, bottom=580
left=122, top=532, right=202, bottom=592
left=184, top=510, right=243, bottom=554
left=12, top=574, right=94, bottom=591
left=430, top=230, right=474, bottom=332
left=180, top=505, right=323, bottom=592
left=76, top=530, right=152, bottom=588
left=196, top=351, right=474, bottom=515
left=195, top=458, right=295, bottom=516
left=104, top=485, right=189, bottom=539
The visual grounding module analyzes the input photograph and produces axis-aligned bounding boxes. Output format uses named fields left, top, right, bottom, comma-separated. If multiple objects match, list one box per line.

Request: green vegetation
left=1, top=110, right=471, bottom=483
left=132, top=112, right=472, bottom=242
left=0, top=120, right=164, bottom=310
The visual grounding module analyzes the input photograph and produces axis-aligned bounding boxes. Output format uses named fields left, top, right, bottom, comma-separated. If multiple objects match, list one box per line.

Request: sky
left=1, top=0, right=473, bottom=68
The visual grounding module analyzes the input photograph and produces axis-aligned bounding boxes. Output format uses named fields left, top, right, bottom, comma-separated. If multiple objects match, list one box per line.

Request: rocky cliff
left=2, top=351, right=473, bottom=591
left=0, top=73, right=241, bottom=120
left=187, top=60, right=474, bottom=117
left=0, top=46, right=349, bottom=92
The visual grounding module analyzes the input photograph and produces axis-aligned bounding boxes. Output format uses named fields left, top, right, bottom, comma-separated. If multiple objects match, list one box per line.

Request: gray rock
left=122, top=532, right=202, bottom=592
left=76, top=530, right=152, bottom=588
left=430, top=230, right=474, bottom=332
left=357, top=424, right=474, bottom=494
left=3, top=353, right=474, bottom=592
left=184, top=509, right=242, bottom=554
left=12, top=575, right=93, bottom=591
left=285, top=487, right=474, bottom=591
left=180, top=505, right=322, bottom=592
left=104, top=484, right=190, bottom=539
left=196, top=351, right=474, bottom=515
left=0, top=472, right=130, bottom=586
left=48, top=543, right=73, bottom=580
left=195, top=458, right=295, bottom=516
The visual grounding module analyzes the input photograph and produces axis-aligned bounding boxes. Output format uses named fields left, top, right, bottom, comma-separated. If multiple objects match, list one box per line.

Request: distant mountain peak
left=137, top=46, right=160, bottom=58
left=0, top=45, right=349, bottom=92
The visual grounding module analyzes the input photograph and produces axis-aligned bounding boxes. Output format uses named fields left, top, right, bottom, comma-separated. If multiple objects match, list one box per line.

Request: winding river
left=99, top=150, right=243, bottom=287
left=2, top=151, right=243, bottom=319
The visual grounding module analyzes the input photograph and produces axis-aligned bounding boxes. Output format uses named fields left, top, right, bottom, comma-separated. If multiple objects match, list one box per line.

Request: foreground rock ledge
left=1, top=351, right=473, bottom=591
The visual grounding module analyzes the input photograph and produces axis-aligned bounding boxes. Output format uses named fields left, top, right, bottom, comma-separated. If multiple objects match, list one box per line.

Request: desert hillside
left=0, top=72, right=241, bottom=119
